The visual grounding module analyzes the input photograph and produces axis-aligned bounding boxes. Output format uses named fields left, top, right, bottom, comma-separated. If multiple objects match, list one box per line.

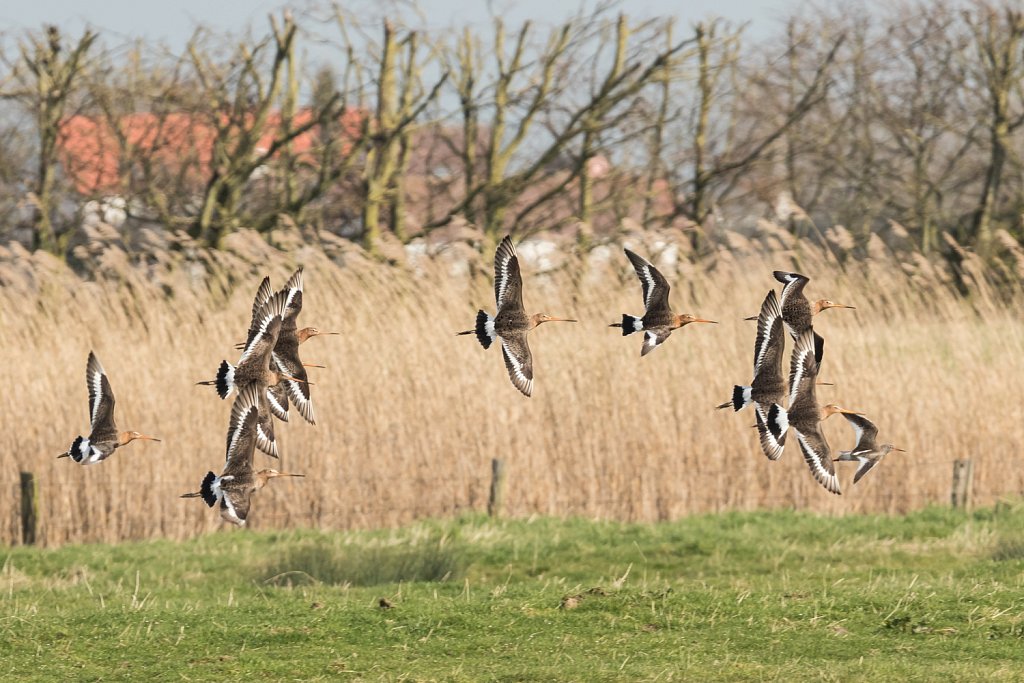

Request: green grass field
left=3, top=506, right=1024, bottom=681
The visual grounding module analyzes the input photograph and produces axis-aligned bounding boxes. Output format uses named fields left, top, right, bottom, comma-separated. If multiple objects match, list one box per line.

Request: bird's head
left=813, top=299, right=855, bottom=315
left=532, top=314, right=577, bottom=327
left=676, top=314, right=717, bottom=327
left=820, top=404, right=864, bottom=419
left=119, top=431, right=161, bottom=446
left=297, top=327, right=341, bottom=343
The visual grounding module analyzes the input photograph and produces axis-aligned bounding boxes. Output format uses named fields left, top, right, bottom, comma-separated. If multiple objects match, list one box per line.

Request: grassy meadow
left=3, top=507, right=1024, bottom=681
left=1, top=224, right=1023, bottom=545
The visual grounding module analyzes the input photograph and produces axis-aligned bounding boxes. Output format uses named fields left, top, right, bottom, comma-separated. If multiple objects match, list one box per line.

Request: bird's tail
left=197, top=360, right=235, bottom=399
left=457, top=310, right=496, bottom=349
left=716, top=385, right=752, bottom=412
left=66, top=436, right=88, bottom=463
left=766, top=403, right=790, bottom=440
left=199, top=472, right=217, bottom=507
left=610, top=314, right=643, bottom=336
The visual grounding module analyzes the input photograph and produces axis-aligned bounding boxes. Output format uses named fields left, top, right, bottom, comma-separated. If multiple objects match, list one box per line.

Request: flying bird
left=834, top=413, right=905, bottom=484
left=58, top=352, right=160, bottom=464
left=772, top=271, right=854, bottom=363
left=717, top=289, right=787, bottom=460
left=743, top=299, right=855, bottom=322
left=457, top=235, right=576, bottom=397
left=766, top=330, right=862, bottom=495
left=237, top=270, right=336, bottom=424
left=197, top=290, right=304, bottom=457
left=181, top=384, right=304, bottom=526
left=610, top=249, right=716, bottom=356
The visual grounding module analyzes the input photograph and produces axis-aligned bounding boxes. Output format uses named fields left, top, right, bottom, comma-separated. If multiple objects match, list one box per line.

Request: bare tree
left=2, top=26, right=96, bottom=253
left=963, top=3, right=1024, bottom=255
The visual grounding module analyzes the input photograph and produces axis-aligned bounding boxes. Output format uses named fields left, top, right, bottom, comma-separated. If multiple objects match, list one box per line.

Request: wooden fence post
left=19, top=472, right=38, bottom=545
left=951, top=459, right=974, bottom=510
left=487, top=458, right=507, bottom=518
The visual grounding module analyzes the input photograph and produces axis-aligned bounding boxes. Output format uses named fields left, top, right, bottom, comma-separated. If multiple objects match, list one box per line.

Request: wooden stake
left=488, top=458, right=507, bottom=518
left=951, top=459, right=974, bottom=510
left=19, top=472, right=38, bottom=545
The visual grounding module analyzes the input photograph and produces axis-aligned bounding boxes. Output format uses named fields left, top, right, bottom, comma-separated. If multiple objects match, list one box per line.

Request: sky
left=1, top=0, right=799, bottom=49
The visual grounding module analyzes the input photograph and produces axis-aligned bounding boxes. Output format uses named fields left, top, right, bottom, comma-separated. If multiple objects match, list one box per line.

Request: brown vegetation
left=1, top=226, right=1022, bottom=547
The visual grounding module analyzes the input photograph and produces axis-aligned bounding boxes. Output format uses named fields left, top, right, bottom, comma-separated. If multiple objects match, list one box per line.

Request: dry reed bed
left=0, top=226, right=1022, bottom=547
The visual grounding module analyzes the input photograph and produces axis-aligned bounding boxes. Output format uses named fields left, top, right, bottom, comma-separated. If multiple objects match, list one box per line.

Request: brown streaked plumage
left=717, top=289, right=787, bottom=460
left=743, top=298, right=856, bottom=321
left=181, top=384, right=303, bottom=526
left=610, top=249, right=716, bottom=357
left=834, top=413, right=905, bottom=484
left=765, top=330, right=862, bottom=495
left=457, top=235, right=575, bottom=397
left=58, top=351, right=161, bottom=465
left=771, top=271, right=855, bottom=363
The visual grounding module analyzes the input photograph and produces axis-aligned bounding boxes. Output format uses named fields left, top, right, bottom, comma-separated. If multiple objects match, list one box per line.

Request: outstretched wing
left=774, top=270, right=810, bottom=310
left=754, top=405, right=785, bottom=461
left=753, top=289, right=785, bottom=379
left=86, top=351, right=118, bottom=444
left=500, top=333, right=534, bottom=397
left=842, top=412, right=879, bottom=454
left=219, top=488, right=252, bottom=526
left=624, top=249, right=671, bottom=315
left=240, top=277, right=275, bottom=350
left=640, top=328, right=672, bottom=357
left=787, top=330, right=819, bottom=407
left=224, top=384, right=261, bottom=471
left=274, top=352, right=316, bottom=425
left=237, top=290, right=288, bottom=368
left=493, top=236, right=523, bottom=314
left=794, top=425, right=841, bottom=495
left=852, top=456, right=880, bottom=484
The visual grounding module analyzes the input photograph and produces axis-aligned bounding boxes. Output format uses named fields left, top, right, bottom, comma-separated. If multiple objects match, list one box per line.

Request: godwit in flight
left=717, top=289, right=787, bottom=460
left=744, top=299, right=855, bottom=321
left=197, top=290, right=304, bottom=457
left=181, top=384, right=303, bottom=526
left=772, top=271, right=854, bottom=362
left=58, top=352, right=160, bottom=464
left=237, top=269, right=335, bottom=424
left=457, top=235, right=576, bottom=397
left=610, top=249, right=716, bottom=356
left=833, top=413, right=905, bottom=484
left=765, top=330, right=862, bottom=495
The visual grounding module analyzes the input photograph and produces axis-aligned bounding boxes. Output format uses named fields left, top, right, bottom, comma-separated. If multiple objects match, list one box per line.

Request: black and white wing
left=624, top=249, right=671, bottom=315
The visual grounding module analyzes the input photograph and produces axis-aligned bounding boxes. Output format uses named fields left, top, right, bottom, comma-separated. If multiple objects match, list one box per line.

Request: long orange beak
left=692, top=318, right=717, bottom=324
left=319, top=332, right=341, bottom=336
left=137, top=435, right=162, bottom=442
left=546, top=317, right=577, bottom=323
left=272, top=472, right=305, bottom=478
left=893, top=447, right=906, bottom=452
left=302, top=363, right=326, bottom=369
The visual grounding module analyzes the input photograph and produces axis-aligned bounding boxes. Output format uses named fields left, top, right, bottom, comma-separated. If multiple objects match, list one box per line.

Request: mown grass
left=3, top=506, right=1024, bottom=681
